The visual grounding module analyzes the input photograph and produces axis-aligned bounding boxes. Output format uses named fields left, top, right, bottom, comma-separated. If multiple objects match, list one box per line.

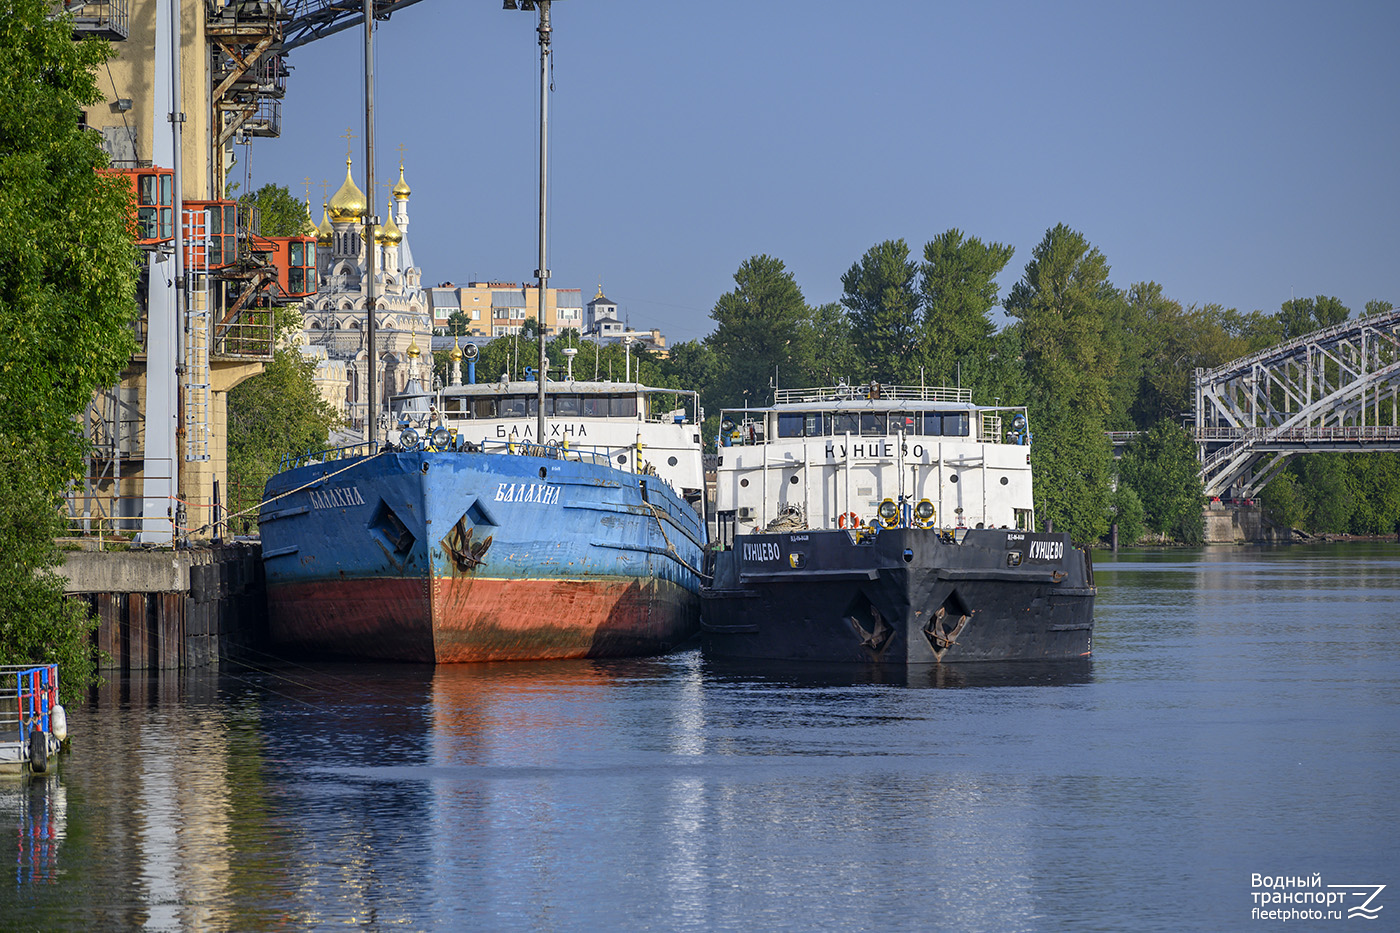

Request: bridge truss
left=1194, top=307, right=1400, bottom=497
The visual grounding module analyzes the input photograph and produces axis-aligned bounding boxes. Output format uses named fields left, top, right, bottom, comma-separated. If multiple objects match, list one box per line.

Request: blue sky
left=246, top=1, right=1399, bottom=344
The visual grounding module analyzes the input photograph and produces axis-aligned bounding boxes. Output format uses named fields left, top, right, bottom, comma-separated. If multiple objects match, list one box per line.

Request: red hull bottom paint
left=268, top=575, right=699, bottom=663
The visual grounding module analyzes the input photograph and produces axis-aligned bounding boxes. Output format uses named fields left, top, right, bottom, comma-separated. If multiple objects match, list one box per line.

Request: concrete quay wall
left=59, top=543, right=267, bottom=670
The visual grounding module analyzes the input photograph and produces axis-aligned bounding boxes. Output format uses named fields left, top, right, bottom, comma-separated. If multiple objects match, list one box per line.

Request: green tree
left=229, top=313, right=341, bottom=525
left=1293, top=453, right=1353, bottom=533
left=1278, top=295, right=1350, bottom=340
left=440, top=310, right=475, bottom=337
left=1342, top=454, right=1400, bottom=535
left=917, top=228, right=1014, bottom=393
left=706, top=255, right=818, bottom=410
left=0, top=0, right=140, bottom=694
left=657, top=340, right=719, bottom=401
left=840, top=239, right=919, bottom=383
left=1004, top=224, right=1118, bottom=542
left=241, top=182, right=311, bottom=237
left=1260, top=471, right=1306, bottom=530
left=1109, top=483, right=1146, bottom=546
left=1220, top=307, right=1285, bottom=352
left=1364, top=300, right=1394, bottom=318
left=1118, top=421, right=1205, bottom=544
left=1104, top=284, right=1149, bottom=430
left=799, top=301, right=856, bottom=388
left=0, top=444, right=100, bottom=687
left=1133, top=297, right=1251, bottom=426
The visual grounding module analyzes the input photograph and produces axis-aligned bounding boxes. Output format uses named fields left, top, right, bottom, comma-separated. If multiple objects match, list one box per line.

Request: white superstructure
left=392, top=380, right=706, bottom=508
left=716, top=383, right=1035, bottom=536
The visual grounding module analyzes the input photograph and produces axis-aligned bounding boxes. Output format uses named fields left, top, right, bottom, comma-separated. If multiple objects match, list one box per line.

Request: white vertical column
left=141, top=0, right=179, bottom=545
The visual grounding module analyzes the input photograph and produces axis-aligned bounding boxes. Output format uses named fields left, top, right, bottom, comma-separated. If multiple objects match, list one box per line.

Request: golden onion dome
left=316, top=208, right=333, bottom=244
left=300, top=198, right=319, bottom=237
left=327, top=156, right=367, bottom=223
left=407, top=339, right=421, bottom=359
left=392, top=162, right=411, bottom=199
left=449, top=339, right=463, bottom=362
left=376, top=201, right=403, bottom=244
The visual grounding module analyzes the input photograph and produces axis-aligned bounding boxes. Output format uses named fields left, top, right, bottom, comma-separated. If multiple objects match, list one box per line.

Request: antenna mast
left=534, top=1, right=552, bottom=441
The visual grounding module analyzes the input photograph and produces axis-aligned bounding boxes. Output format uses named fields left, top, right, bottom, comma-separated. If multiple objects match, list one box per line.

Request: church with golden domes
left=300, top=153, right=430, bottom=436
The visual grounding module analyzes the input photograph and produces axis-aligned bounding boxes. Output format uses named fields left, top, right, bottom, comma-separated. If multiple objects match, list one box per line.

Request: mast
left=363, top=0, right=378, bottom=447
left=534, top=0, right=552, bottom=441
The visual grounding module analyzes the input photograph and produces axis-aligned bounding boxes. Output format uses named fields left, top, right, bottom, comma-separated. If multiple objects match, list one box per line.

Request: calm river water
left=2, top=544, right=1397, bottom=931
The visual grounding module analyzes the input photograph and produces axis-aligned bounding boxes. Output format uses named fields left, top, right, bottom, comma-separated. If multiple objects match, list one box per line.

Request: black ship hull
left=701, top=528, right=1095, bottom=664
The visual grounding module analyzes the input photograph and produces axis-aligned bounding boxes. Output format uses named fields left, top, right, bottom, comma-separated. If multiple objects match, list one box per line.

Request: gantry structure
left=64, top=0, right=428, bottom=544
left=282, top=0, right=426, bottom=51
left=1195, top=307, right=1400, bottom=497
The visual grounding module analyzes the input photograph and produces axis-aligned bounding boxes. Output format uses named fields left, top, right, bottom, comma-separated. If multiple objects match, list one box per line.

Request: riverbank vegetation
left=0, top=2, right=139, bottom=693
left=633, top=229, right=1395, bottom=546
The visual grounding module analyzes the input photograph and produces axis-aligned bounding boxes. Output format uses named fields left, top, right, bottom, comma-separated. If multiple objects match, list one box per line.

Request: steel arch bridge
left=1194, top=307, right=1400, bottom=497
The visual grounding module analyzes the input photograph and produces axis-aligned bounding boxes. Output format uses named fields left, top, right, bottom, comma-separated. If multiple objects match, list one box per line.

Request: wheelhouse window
left=860, top=412, right=887, bottom=436
left=891, top=412, right=916, bottom=435
left=610, top=395, right=638, bottom=418
left=473, top=398, right=497, bottom=418
left=943, top=412, right=971, bottom=436
left=831, top=411, right=859, bottom=435
left=777, top=413, right=804, bottom=438
left=922, top=412, right=943, bottom=436
left=498, top=396, right=528, bottom=418
left=582, top=396, right=608, bottom=417
left=805, top=413, right=825, bottom=436
left=554, top=395, right=581, bottom=417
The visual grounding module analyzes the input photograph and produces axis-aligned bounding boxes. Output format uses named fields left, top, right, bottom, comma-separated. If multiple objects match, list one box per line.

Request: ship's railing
left=279, top=442, right=379, bottom=472
left=471, top=438, right=614, bottom=468
left=774, top=384, right=972, bottom=404
left=399, top=385, right=701, bottom=427
left=0, top=665, right=60, bottom=736
left=279, top=437, right=618, bottom=472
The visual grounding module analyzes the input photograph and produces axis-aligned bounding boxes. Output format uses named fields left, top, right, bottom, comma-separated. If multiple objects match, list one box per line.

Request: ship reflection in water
left=702, top=657, right=1095, bottom=689
left=0, top=774, right=65, bottom=887
left=2, top=544, right=1397, bottom=932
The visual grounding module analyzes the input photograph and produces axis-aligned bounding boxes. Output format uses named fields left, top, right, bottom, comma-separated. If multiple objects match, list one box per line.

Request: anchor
left=848, top=602, right=895, bottom=653
left=923, top=605, right=969, bottom=661
left=442, top=515, right=492, bottom=572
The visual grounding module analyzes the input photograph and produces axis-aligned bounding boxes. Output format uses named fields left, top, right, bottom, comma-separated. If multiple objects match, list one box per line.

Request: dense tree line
left=642, top=227, right=1397, bottom=546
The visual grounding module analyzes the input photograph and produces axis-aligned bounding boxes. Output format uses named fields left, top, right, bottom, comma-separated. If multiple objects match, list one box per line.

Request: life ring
left=837, top=511, right=861, bottom=529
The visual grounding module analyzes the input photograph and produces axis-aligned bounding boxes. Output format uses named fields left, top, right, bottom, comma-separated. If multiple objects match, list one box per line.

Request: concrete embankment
left=59, top=543, right=267, bottom=669
left=1202, top=502, right=1293, bottom=544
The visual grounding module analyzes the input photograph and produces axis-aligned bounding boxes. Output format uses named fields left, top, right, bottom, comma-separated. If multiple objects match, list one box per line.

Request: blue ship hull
left=260, top=448, right=705, bottom=662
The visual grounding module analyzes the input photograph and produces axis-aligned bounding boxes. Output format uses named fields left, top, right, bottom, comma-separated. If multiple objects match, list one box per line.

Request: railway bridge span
left=1194, top=307, right=1400, bottom=498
